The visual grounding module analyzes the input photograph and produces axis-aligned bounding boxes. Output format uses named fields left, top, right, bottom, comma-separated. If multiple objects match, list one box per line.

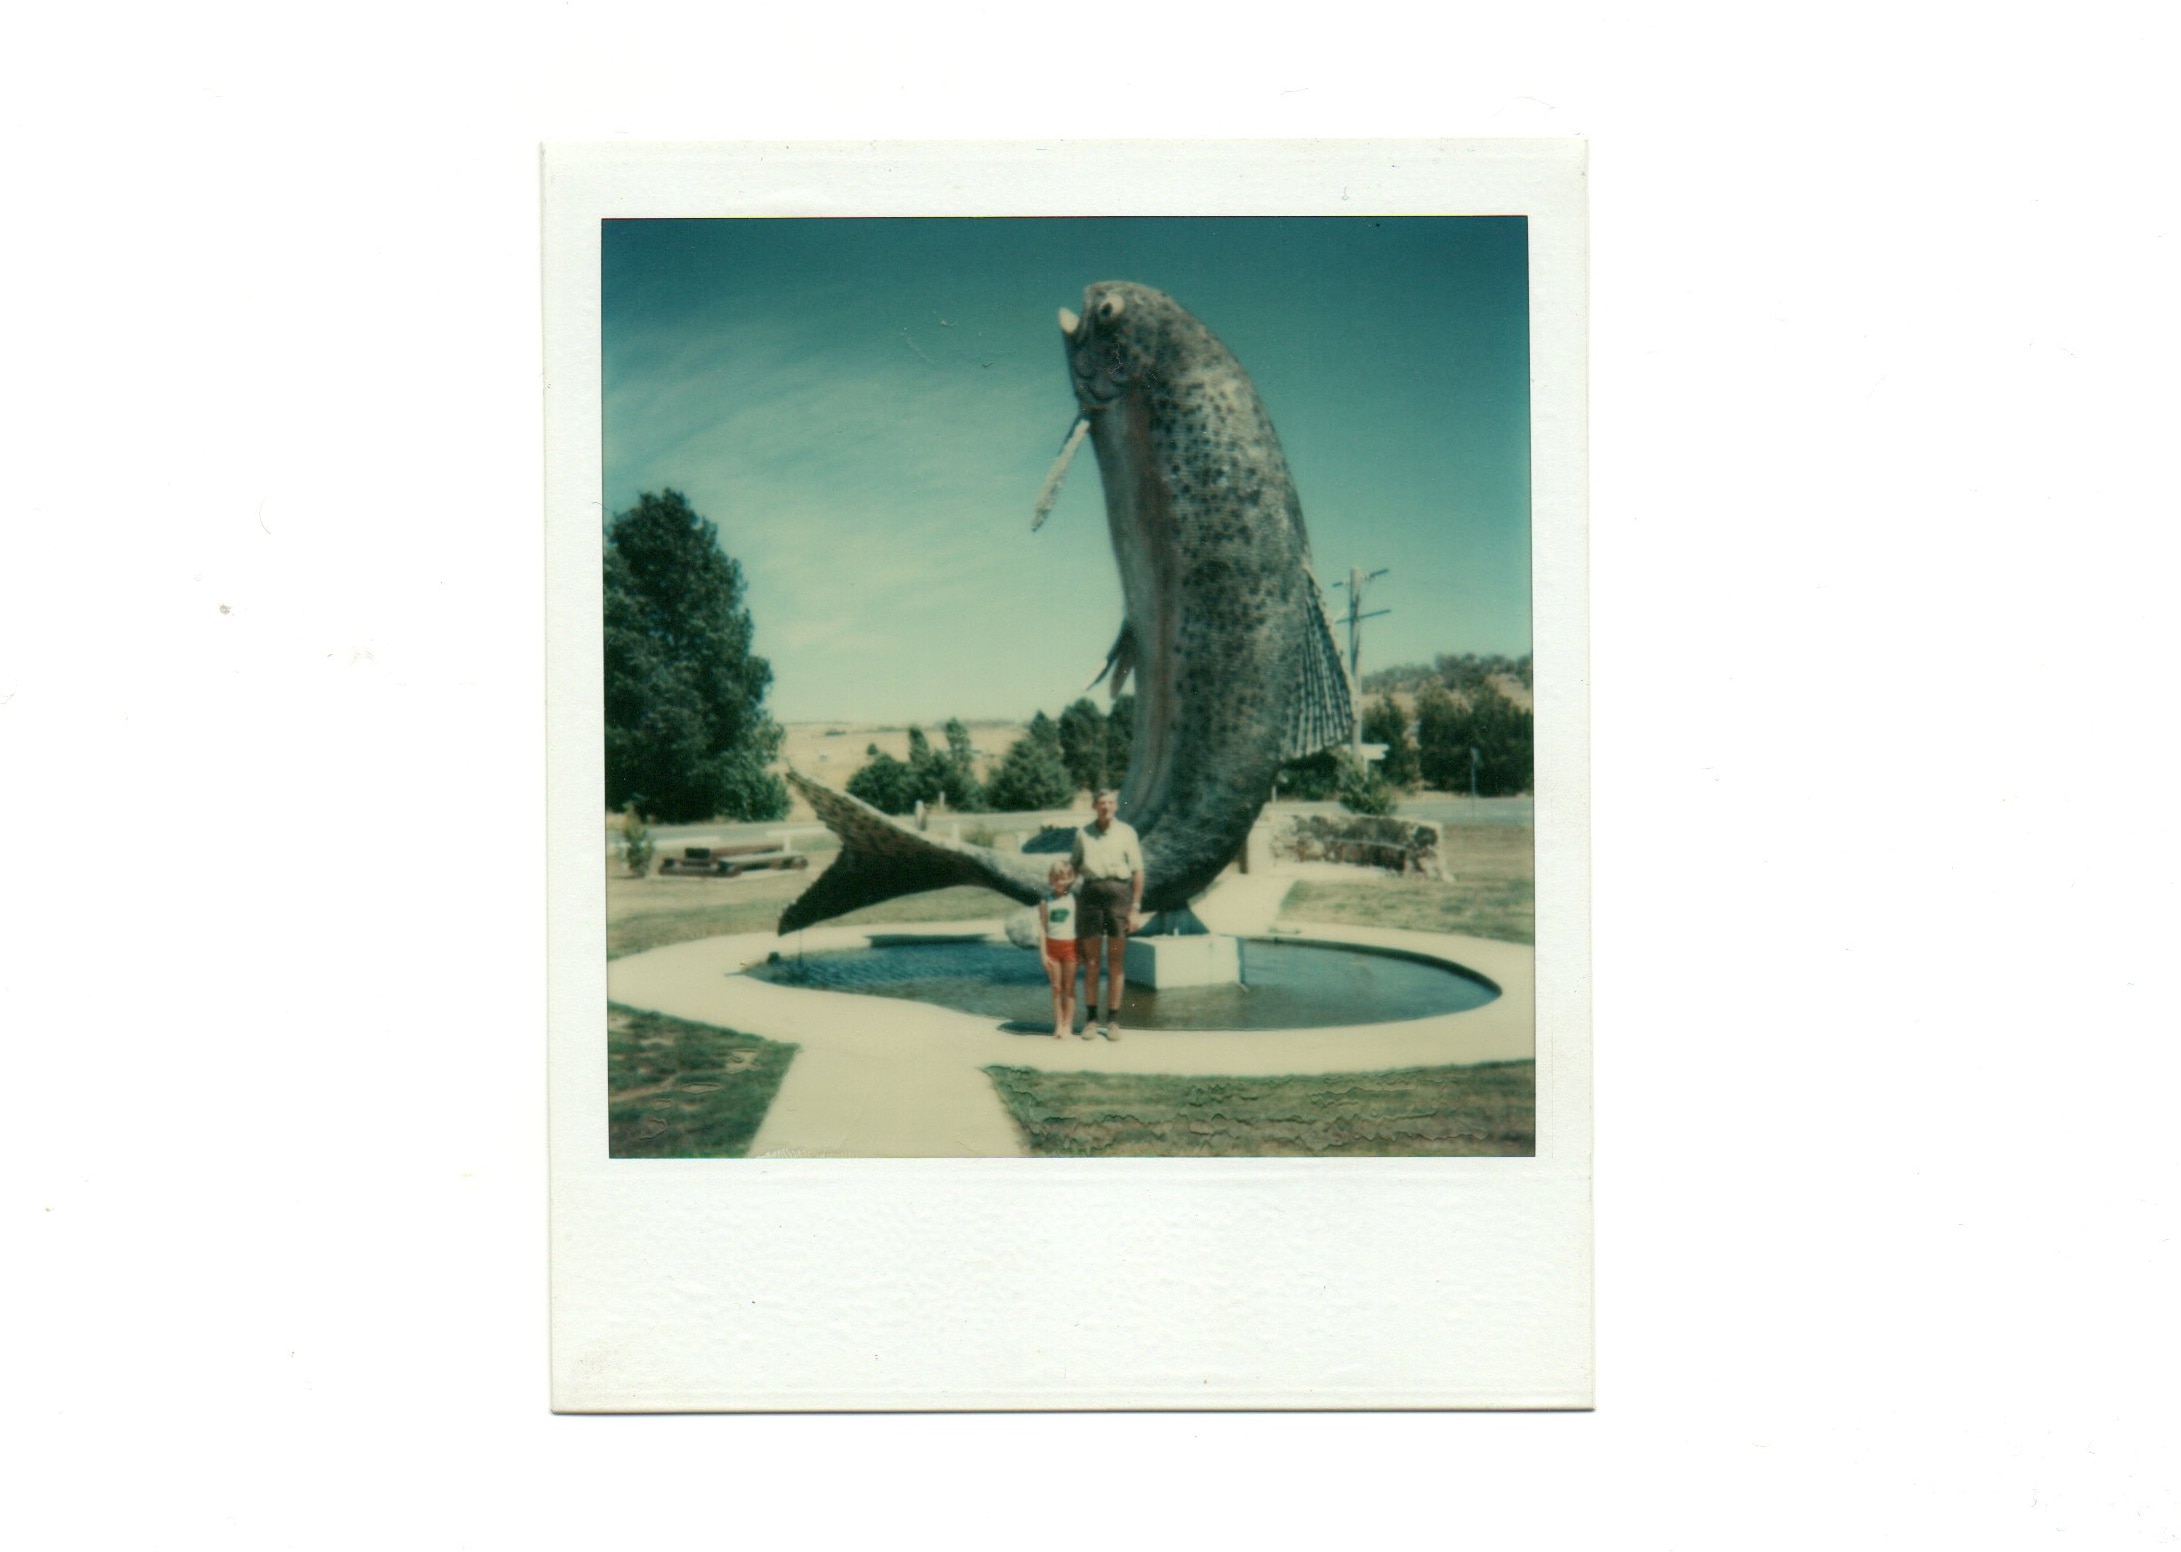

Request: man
left=1069, top=787, right=1144, bottom=1041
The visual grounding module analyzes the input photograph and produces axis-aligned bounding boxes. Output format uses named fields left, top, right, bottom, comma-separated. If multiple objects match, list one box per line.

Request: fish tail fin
left=778, top=770, right=1042, bottom=933
left=1284, top=566, right=1357, bottom=758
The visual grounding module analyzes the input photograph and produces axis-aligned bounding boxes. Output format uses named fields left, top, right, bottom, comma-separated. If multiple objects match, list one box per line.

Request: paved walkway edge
left=607, top=911, right=1534, bottom=1159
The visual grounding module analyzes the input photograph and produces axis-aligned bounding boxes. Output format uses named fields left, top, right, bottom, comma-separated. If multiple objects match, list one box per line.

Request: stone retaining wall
left=1269, top=814, right=1445, bottom=879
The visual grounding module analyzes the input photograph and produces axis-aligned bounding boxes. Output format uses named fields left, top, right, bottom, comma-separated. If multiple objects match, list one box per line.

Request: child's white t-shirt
left=1044, top=891, right=1077, bottom=942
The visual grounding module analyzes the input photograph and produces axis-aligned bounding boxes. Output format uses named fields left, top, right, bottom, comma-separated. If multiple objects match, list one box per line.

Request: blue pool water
left=746, top=938, right=1497, bottom=1032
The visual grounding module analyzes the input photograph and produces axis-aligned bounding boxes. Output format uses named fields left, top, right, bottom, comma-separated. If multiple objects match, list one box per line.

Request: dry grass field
left=608, top=862, right=1021, bottom=958
left=1363, top=673, right=1532, bottom=717
left=775, top=720, right=1053, bottom=820
left=609, top=816, right=1534, bottom=955
left=1276, top=824, right=1535, bottom=945
left=770, top=687, right=1527, bottom=820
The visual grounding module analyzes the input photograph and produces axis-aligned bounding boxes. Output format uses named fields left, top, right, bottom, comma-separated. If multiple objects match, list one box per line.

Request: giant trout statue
left=778, top=280, right=1353, bottom=934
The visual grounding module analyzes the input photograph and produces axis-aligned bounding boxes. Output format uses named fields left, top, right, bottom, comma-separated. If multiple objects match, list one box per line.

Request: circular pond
left=746, top=937, right=1498, bottom=1032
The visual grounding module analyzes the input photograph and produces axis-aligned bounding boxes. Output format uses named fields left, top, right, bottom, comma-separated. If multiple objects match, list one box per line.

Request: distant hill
left=774, top=718, right=1088, bottom=823
left=767, top=653, right=1537, bottom=820
left=778, top=719, right=1033, bottom=787
left=1361, top=653, right=1533, bottom=712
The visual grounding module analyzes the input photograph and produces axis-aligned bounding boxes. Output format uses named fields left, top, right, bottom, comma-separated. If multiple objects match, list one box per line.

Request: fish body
left=778, top=281, right=1350, bottom=934
left=1063, top=281, right=1351, bottom=908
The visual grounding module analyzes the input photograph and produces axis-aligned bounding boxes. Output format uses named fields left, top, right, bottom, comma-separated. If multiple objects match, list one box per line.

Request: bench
left=657, top=846, right=812, bottom=878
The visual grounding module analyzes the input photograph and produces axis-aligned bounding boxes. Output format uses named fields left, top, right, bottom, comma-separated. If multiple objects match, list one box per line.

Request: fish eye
left=1096, top=293, right=1125, bottom=322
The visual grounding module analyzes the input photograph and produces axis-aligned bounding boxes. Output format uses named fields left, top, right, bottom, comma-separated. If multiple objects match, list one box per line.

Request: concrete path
left=604, top=876, right=1535, bottom=1158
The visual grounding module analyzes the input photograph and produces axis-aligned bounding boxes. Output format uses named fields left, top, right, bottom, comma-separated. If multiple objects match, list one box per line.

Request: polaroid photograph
left=544, top=140, right=1589, bottom=1409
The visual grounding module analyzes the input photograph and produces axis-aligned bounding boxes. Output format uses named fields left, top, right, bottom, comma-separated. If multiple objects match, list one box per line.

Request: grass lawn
left=607, top=851, right=1013, bottom=959
left=983, top=1061, right=1535, bottom=1157
left=1278, top=824, right=1534, bottom=944
left=609, top=818, right=1535, bottom=956
left=608, top=1004, right=798, bottom=1157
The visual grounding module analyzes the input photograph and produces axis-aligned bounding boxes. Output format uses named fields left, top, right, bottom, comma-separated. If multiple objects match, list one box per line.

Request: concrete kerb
left=605, top=916, right=1536, bottom=1159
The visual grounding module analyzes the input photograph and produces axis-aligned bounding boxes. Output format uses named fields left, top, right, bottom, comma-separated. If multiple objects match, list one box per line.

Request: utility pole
left=1333, top=566, right=1391, bottom=753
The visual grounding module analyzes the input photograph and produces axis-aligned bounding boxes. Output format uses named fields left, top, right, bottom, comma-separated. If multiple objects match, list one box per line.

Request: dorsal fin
left=1283, top=567, right=1356, bottom=758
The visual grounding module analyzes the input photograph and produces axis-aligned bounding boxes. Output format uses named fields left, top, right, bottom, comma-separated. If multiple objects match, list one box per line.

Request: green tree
left=1465, top=681, right=1534, bottom=796
left=1056, top=697, right=1108, bottom=796
left=1434, top=653, right=1491, bottom=697
left=603, top=489, right=788, bottom=822
left=1360, top=694, right=1418, bottom=789
left=985, top=727, right=1075, bottom=811
left=899, top=720, right=983, bottom=811
left=618, top=809, right=655, bottom=876
left=1415, top=682, right=1533, bottom=796
left=938, top=719, right=985, bottom=811
left=1275, top=748, right=1344, bottom=800
left=1414, top=683, right=1466, bottom=790
left=1274, top=746, right=1397, bottom=813
left=901, top=725, right=943, bottom=806
left=1338, top=754, right=1398, bottom=816
left=847, top=744, right=917, bottom=815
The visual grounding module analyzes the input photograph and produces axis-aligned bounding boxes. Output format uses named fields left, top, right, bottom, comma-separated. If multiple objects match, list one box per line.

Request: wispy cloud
left=602, top=217, right=1533, bottom=722
left=607, top=303, right=1115, bottom=721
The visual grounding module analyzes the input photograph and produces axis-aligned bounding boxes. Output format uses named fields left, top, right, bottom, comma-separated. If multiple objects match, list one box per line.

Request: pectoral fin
left=1086, top=622, right=1136, bottom=698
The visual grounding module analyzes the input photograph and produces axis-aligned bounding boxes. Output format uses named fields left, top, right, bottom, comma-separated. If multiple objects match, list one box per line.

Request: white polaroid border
left=544, top=140, right=1590, bottom=1410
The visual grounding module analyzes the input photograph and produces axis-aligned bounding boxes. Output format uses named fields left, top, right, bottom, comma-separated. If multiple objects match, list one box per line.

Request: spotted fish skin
left=777, top=282, right=1350, bottom=933
left=1064, top=280, right=1351, bottom=909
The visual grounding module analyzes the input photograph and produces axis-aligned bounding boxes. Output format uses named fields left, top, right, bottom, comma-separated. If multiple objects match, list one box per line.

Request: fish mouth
left=1069, top=353, right=1123, bottom=409
left=1059, top=303, right=1126, bottom=410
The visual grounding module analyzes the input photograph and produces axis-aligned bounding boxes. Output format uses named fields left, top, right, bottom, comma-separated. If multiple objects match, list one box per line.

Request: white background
left=4, top=4, right=2175, bottom=1547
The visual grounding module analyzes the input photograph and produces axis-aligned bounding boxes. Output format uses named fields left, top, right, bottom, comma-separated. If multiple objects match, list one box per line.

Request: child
left=1039, top=860, right=1083, bottom=1040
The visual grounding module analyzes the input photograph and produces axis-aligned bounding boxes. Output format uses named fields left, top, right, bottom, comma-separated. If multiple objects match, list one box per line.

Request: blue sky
left=603, top=217, right=1531, bottom=725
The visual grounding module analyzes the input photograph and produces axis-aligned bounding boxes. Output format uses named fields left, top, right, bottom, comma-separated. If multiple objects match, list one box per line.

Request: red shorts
left=1044, top=939, right=1078, bottom=963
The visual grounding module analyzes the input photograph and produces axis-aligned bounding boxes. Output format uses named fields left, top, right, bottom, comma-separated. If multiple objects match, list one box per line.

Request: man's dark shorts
left=1076, top=878, right=1135, bottom=940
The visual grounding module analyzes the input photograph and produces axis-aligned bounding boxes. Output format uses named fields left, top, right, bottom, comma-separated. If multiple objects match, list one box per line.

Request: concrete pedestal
left=1124, top=932, right=1242, bottom=989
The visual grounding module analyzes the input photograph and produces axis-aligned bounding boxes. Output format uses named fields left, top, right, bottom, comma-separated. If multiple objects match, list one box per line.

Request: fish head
left=1058, top=281, right=1183, bottom=412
